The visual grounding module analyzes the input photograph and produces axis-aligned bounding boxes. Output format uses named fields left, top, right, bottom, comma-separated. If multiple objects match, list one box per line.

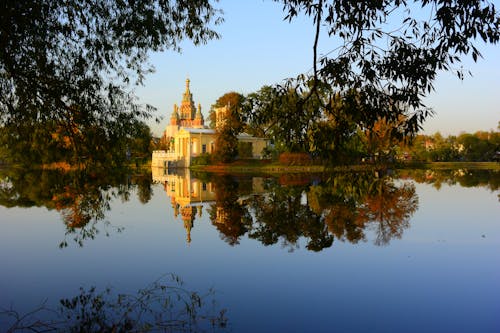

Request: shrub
left=191, top=153, right=213, bottom=166
left=278, top=152, right=313, bottom=165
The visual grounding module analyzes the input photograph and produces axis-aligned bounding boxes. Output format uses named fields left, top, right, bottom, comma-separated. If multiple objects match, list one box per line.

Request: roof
left=179, top=127, right=268, bottom=141
left=237, top=132, right=268, bottom=141
left=181, top=128, right=216, bottom=134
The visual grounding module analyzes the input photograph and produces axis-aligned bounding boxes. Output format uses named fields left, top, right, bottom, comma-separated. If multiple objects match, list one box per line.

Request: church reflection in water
left=153, top=168, right=209, bottom=243
left=152, top=167, right=266, bottom=244
left=152, top=166, right=421, bottom=251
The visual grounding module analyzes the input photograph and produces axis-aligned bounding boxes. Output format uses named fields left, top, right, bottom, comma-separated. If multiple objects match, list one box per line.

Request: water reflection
left=2, top=166, right=497, bottom=250
left=153, top=168, right=423, bottom=251
left=153, top=167, right=499, bottom=250
left=0, top=167, right=152, bottom=247
left=1, top=274, right=228, bottom=332
left=155, top=168, right=216, bottom=243
left=1, top=166, right=498, bottom=332
left=401, top=168, right=500, bottom=193
left=152, top=168, right=264, bottom=245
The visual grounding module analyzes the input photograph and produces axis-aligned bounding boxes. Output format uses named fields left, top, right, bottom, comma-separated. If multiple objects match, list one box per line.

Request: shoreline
left=188, top=161, right=500, bottom=174
left=2, top=161, right=498, bottom=173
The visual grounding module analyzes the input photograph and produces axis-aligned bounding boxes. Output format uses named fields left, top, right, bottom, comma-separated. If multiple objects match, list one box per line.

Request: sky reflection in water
left=0, top=168, right=499, bottom=332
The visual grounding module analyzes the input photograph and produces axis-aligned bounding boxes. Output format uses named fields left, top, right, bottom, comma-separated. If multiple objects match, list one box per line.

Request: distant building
left=424, top=139, right=435, bottom=151
left=152, top=79, right=268, bottom=168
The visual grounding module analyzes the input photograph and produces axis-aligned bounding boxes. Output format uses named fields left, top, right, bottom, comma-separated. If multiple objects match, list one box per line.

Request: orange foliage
left=278, top=152, right=312, bottom=165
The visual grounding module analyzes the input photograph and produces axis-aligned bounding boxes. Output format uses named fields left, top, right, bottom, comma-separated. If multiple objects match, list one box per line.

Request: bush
left=278, top=152, right=313, bottom=165
left=191, top=153, right=213, bottom=166
left=237, top=142, right=253, bottom=158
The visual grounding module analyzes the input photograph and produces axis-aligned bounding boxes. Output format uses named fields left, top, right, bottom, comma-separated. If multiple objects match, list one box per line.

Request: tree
left=241, top=86, right=277, bottom=137
left=212, top=92, right=245, bottom=163
left=244, top=84, right=367, bottom=161
left=306, top=89, right=365, bottom=161
left=127, top=120, right=154, bottom=159
left=458, top=132, right=496, bottom=161
left=244, top=83, right=323, bottom=153
left=273, top=0, right=498, bottom=141
left=361, top=115, right=407, bottom=163
left=0, top=0, right=222, bottom=165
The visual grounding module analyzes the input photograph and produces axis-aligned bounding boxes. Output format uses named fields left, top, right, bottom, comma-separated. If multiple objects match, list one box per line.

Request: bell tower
left=163, top=78, right=206, bottom=140
left=179, top=78, right=196, bottom=125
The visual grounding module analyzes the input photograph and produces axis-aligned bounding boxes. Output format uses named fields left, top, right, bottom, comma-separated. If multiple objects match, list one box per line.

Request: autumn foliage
left=278, top=152, right=312, bottom=165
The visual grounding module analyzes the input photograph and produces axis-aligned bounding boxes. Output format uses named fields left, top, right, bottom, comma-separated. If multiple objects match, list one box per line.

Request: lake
left=0, top=167, right=499, bottom=332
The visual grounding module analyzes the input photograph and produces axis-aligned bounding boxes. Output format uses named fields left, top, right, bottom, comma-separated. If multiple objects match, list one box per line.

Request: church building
left=152, top=79, right=268, bottom=168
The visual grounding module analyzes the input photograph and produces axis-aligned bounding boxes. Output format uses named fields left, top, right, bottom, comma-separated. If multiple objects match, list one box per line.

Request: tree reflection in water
left=2, top=166, right=496, bottom=250
left=175, top=170, right=420, bottom=251
left=247, top=179, right=333, bottom=251
left=0, top=167, right=153, bottom=247
left=400, top=168, right=499, bottom=193
left=208, top=174, right=252, bottom=246
left=198, top=168, right=497, bottom=250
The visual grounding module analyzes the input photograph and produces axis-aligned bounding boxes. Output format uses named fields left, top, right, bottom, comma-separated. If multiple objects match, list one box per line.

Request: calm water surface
left=0, top=167, right=499, bottom=332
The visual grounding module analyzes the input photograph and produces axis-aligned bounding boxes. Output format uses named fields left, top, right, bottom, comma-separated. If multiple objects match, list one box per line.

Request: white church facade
left=152, top=79, right=268, bottom=168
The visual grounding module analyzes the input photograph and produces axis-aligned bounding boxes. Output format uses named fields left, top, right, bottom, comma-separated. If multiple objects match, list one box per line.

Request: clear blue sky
left=136, top=0, right=500, bottom=137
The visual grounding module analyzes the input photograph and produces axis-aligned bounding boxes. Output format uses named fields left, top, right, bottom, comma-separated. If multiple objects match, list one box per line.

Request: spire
left=193, top=103, right=204, bottom=127
left=172, top=104, right=179, bottom=118
left=170, top=104, right=179, bottom=125
left=183, top=78, right=192, bottom=103
left=181, top=206, right=195, bottom=244
left=195, top=103, right=202, bottom=119
left=173, top=203, right=179, bottom=218
left=184, top=219, right=192, bottom=244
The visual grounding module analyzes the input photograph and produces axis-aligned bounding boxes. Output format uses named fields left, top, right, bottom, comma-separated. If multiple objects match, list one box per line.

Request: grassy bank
left=402, top=161, right=500, bottom=170
left=190, top=160, right=500, bottom=173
